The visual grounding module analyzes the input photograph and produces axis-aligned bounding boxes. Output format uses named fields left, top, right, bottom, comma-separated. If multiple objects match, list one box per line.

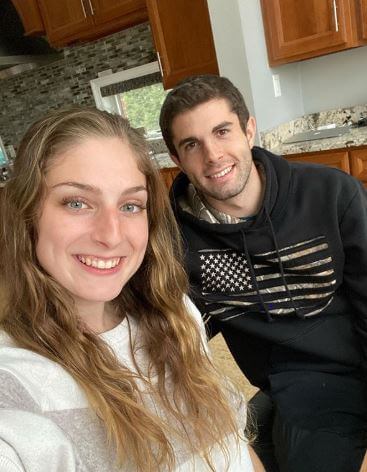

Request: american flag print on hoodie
left=199, top=235, right=336, bottom=320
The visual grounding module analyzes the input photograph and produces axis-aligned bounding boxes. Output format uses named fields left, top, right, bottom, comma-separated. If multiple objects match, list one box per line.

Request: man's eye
left=217, top=128, right=229, bottom=136
left=185, top=142, right=197, bottom=151
left=121, top=203, right=145, bottom=213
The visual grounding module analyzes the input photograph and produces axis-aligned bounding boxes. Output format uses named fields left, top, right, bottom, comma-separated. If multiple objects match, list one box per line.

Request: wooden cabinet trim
left=360, top=0, right=367, bottom=40
left=350, top=148, right=367, bottom=182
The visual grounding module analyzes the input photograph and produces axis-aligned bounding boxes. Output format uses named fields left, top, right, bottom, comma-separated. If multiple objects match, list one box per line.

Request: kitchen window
left=90, top=62, right=168, bottom=139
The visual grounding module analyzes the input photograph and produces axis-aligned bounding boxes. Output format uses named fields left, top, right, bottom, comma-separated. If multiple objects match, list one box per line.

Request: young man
left=159, top=75, right=367, bottom=472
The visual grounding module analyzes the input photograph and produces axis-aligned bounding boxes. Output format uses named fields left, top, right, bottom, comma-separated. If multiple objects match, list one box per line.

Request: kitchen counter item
left=270, top=125, right=367, bottom=156
left=283, top=126, right=350, bottom=144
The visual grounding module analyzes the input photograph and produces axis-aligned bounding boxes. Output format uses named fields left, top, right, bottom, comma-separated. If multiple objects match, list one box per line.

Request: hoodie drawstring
left=264, top=207, right=304, bottom=319
left=241, top=231, right=274, bottom=323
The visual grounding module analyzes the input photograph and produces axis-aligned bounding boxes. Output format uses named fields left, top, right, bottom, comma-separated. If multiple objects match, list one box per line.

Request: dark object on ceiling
left=0, top=0, right=61, bottom=78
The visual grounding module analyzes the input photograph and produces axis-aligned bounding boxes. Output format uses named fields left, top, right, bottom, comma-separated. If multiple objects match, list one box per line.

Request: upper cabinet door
left=91, top=0, right=147, bottom=29
left=261, top=0, right=356, bottom=66
left=146, top=0, right=219, bottom=89
left=37, top=0, right=94, bottom=45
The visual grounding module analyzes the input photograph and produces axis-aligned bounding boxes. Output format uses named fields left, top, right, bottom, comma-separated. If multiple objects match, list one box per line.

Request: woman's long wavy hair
left=0, top=108, right=241, bottom=471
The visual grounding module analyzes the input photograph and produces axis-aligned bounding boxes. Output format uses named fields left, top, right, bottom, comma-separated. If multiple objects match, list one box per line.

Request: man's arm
left=340, top=181, right=367, bottom=357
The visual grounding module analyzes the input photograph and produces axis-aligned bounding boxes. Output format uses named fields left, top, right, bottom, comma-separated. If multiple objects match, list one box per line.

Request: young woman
left=0, top=108, right=259, bottom=471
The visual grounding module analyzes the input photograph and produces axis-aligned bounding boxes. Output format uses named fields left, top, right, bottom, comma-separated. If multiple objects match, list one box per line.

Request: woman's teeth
left=210, top=166, right=232, bottom=179
left=77, top=256, right=120, bottom=269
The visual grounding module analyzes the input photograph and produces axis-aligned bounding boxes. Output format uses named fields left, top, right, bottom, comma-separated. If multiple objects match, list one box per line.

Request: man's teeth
left=77, top=256, right=120, bottom=269
left=210, top=166, right=232, bottom=179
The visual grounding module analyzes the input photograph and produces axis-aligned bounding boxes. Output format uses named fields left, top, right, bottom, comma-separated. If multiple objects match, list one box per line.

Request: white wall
left=207, top=0, right=304, bottom=133
left=299, top=46, right=367, bottom=114
left=207, top=0, right=255, bottom=117
left=208, top=0, right=367, bottom=132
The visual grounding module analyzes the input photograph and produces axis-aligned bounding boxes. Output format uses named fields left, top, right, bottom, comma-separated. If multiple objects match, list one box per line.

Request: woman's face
left=36, top=136, right=149, bottom=312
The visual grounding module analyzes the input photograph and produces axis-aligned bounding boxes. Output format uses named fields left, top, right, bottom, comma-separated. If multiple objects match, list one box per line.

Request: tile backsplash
left=0, top=22, right=156, bottom=149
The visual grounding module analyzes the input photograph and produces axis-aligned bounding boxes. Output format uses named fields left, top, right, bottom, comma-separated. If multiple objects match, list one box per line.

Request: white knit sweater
left=0, top=298, right=253, bottom=471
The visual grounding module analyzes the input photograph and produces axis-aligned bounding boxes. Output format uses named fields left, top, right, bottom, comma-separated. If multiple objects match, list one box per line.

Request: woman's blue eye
left=66, top=200, right=86, bottom=209
left=121, top=203, right=143, bottom=213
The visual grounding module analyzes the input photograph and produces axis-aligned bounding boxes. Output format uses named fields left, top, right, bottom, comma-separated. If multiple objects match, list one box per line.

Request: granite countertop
left=270, top=125, right=367, bottom=156
left=261, top=103, right=367, bottom=156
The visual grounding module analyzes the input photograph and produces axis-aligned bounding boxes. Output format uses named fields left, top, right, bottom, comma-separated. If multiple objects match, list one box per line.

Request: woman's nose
left=91, top=208, right=122, bottom=248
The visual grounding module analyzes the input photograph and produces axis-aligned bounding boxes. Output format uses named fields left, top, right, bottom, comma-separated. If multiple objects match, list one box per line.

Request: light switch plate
left=272, top=74, right=281, bottom=97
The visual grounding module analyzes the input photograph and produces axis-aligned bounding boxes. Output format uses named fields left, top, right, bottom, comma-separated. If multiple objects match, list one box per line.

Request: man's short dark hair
left=159, top=75, right=250, bottom=157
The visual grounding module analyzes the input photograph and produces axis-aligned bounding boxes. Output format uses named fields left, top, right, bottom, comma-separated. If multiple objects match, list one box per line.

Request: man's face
left=170, top=98, right=257, bottom=211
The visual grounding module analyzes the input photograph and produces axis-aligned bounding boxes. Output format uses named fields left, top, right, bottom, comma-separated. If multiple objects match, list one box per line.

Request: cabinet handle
left=88, top=0, right=95, bottom=16
left=332, top=0, right=339, bottom=32
left=80, top=0, right=87, bottom=18
left=157, top=51, right=164, bottom=77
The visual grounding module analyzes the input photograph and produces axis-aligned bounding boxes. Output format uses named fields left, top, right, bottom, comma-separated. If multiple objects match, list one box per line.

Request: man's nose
left=91, top=208, right=122, bottom=248
left=203, top=139, right=223, bottom=164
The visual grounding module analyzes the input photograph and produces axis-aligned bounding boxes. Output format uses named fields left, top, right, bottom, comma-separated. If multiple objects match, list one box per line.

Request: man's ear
left=245, top=116, right=257, bottom=149
left=170, top=153, right=182, bottom=169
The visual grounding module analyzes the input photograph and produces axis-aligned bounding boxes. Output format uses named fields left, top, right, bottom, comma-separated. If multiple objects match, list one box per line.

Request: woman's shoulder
left=0, top=331, right=88, bottom=412
left=183, top=295, right=203, bottom=324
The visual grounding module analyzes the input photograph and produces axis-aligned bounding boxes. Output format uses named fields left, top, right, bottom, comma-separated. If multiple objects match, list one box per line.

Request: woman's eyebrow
left=50, top=182, right=147, bottom=196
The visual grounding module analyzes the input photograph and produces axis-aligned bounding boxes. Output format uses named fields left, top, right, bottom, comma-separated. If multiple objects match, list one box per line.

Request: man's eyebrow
left=177, top=121, right=234, bottom=149
left=212, top=121, right=233, bottom=133
left=50, top=182, right=147, bottom=195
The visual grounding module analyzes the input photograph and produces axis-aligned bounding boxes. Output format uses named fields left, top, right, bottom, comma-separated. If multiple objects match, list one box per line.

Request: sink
left=283, top=126, right=351, bottom=145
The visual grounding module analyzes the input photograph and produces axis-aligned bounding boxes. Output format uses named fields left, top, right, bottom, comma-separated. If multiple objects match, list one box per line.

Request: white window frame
left=90, top=61, right=160, bottom=114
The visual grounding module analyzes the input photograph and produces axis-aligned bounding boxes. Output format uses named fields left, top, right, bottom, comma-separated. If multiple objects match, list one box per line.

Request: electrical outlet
left=272, top=74, right=281, bottom=98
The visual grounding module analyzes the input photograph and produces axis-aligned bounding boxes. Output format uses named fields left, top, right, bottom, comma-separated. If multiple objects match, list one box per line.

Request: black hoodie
left=170, top=147, right=367, bottom=400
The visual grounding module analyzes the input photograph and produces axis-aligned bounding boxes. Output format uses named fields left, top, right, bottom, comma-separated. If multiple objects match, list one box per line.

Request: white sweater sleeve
left=0, top=439, right=24, bottom=472
left=0, top=409, right=77, bottom=472
left=184, top=295, right=209, bottom=346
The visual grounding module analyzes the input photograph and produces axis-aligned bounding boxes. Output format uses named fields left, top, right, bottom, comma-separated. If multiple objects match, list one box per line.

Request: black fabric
left=250, top=379, right=367, bottom=472
left=170, top=146, right=367, bottom=465
left=249, top=391, right=279, bottom=472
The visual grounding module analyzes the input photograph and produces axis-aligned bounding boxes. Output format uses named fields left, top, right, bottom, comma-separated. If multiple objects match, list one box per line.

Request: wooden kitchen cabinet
left=350, top=147, right=367, bottom=184
left=260, top=0, right=365, bottom=67
left=37, top=0, right=148, bottom=47
left=159, top=166, right=180, bottom=190
left=37, top=0, right=94, bottom=45
left=11, top=0, right=45, bottom=36
left=285, top=149, right=351, bottom=173
left=146, top=0, right=219, bottom=89
left=285, top=146, right=367, bottom=188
